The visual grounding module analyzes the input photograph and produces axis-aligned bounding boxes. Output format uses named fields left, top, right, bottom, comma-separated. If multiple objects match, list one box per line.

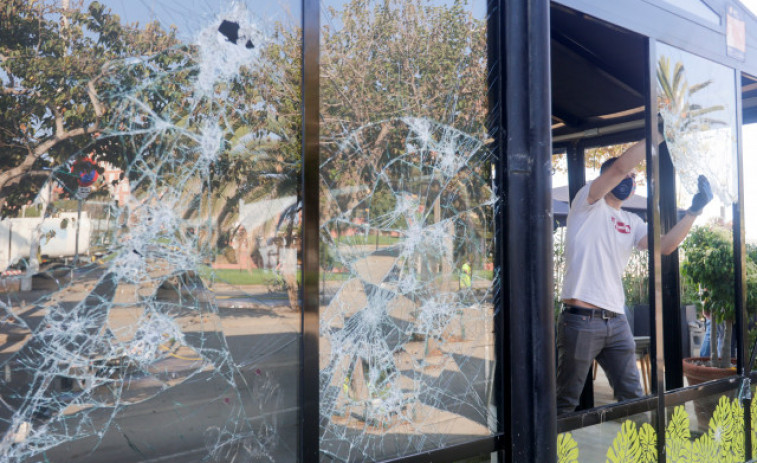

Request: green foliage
left=623, top=248, right=648, bottom=308
left=560, top=397, right=749, bottom=463
left=637, top=423, right=656, bottom=463
left=681, top=225, right=757, bottom=366
left=606, top=420, right=640, bottom=463
left=709, top=396, right=736, bottom=453
left=557, top=433, right=579, bottom=463
left=681, top=225, right=757, bottom=324
left=667, top=405, right=692, bottom=463
left=0, top=0, right=180, bottom=217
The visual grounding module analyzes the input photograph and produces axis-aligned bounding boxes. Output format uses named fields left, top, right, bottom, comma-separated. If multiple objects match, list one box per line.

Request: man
left=556, top=139, right=713, bottom=415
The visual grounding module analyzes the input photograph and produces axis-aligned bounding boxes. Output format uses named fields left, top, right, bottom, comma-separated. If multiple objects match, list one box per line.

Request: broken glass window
left=318, top=1, right=496, bottom=461
left=0, top=1, right=301, bottom=461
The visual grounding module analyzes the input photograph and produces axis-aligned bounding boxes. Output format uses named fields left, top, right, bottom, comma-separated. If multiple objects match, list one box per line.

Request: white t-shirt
left=560, top=182, right=647, bottom=314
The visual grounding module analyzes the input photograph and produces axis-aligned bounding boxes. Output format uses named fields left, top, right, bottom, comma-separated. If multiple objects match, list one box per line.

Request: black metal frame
left=299, top=0, right=516, bottom=461
left=299, top=0, right=320, bottom=460
left=555, top=23, right=756, bottom=463
left=298, top=0, right=757, bottom=461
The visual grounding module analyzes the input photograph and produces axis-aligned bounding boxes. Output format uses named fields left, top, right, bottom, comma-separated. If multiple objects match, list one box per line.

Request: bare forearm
left=637, top=212, right=698, bottom=254
left=661, top=212, right=698, bottom=255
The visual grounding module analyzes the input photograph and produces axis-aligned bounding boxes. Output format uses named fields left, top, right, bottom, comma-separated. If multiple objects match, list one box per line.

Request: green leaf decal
left=606, top=420, right=640, bottom=463
left=637, top=423, right=656, bottom=463
left=667, top=405, right=691, bottom=441
left=666, top=405, right=691, bottom=463
left=709, top=396, right=734, bottom=452
left=692, top=432, right=721, bottom=463
left=730, top=398, right=745, bottom=461
left=557, top=433, right=579, bottom=463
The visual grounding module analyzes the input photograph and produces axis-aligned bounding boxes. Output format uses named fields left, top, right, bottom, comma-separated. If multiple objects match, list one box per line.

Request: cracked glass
left=0, top=1, right=301, bottom=461
left=318, top=0, right=496, bottom=461
left=656, top=42, right=739, bottom=379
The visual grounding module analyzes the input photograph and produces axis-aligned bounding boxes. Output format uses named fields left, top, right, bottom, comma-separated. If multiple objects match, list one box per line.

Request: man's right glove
left=688, top=175, right=713, bottom=216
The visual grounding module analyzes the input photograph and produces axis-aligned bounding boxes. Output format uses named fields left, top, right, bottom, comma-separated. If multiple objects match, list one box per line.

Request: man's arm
left=587, top=140, right=646, bottom=204
left=637, top=212, right=697, bottom=255
left=637, top=175, right=713, bottom=255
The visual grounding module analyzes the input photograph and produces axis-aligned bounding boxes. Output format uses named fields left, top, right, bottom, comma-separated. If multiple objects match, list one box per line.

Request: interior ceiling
left=550, top=4, right=647, bottom=142
left=551, top=3, right=757, bottom=140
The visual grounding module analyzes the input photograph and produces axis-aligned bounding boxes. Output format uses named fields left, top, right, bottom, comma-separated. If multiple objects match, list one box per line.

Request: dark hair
left=600, top=157, right=618, bottom=174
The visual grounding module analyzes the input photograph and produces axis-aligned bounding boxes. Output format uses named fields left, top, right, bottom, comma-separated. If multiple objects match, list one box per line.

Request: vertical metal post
left=734, top=71, right=751, bottom=460
left=300, top=0, right=320, bottom=460
left=487, top=0, right=507, bottom=460
left=646, top=39, right=666, bottom=460
left=505, top=0, right=556, bottom=461
left=566, top=142, right=586, bottom=202
left=659, top=142, right=683, bottom=388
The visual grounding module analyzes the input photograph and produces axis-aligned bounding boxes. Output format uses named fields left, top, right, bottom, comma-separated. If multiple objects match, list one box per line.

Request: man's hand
left=688, top=175, right=713, bottom=215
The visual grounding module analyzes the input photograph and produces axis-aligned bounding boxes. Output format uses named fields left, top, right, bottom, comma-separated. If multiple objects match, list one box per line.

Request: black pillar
left=659, top=142, right=683, bottom=389
left=565, top=142, right=595, bottom=411
left=504, top=0, right=556, bottom=461
left=299, top=0, right=320, bottom=460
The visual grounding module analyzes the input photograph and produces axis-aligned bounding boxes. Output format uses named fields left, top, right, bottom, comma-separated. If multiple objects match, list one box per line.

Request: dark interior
left=550, top=4, right=647, bottom=145
left=550, top=3, right=757, bottom=144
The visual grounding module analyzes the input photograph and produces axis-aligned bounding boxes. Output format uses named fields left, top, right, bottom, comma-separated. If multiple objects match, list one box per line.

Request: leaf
left=692, top=432, right=721, bottom=463
left=709, top=395, right=735, bottom=451
left=667, top=405, right=691, bottom=441
left=637, top=423, right=657, bottom=463
left=557, top=433, right=579, bottom=463
left=606, top=420, right=640, bottom=463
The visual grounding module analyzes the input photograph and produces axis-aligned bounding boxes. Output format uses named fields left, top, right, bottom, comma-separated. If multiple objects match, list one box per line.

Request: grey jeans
left=556, top=310, right=643, bottom=415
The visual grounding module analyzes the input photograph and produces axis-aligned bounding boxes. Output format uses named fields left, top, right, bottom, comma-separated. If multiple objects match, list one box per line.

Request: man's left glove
left=688, top=175, right=713, bottom=215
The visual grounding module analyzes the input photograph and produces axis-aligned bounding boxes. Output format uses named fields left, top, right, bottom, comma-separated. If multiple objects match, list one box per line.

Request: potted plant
left=681, top=225, right=750, bottom=374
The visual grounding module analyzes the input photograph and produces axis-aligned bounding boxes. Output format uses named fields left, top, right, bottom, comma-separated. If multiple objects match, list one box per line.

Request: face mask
left=611, top=177, right=635, bottom=200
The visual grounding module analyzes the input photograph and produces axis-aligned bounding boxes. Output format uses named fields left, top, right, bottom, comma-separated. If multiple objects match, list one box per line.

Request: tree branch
left=87, top=78, right=105, bottom=118
left=0, top=124, right=99, bottom=193
left=1, top=87, right=37, bottom=97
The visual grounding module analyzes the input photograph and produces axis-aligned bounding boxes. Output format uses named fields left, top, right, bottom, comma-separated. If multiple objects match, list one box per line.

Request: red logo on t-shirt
left=611, top=217, right=631, bottom=234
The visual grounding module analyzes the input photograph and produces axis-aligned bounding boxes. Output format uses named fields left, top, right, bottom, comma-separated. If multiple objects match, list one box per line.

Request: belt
left=563, top=305, right=618, bottom=319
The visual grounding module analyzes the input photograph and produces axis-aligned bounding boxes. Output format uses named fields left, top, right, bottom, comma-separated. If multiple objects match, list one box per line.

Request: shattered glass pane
left=319, top=1, right=496, bottom=461
left=1, top=1, right=300, bottom=461
left=657, top=42, right=738, bottom=207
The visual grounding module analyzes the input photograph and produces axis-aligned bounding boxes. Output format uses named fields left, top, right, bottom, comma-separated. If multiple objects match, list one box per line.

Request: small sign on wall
left=727, top=4, right=746, bottom=60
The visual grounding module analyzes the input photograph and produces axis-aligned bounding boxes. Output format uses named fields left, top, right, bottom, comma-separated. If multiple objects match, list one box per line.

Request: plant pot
left=682, top=356, right=737, bottom=384
left=682, top=356, right=737, bottom=432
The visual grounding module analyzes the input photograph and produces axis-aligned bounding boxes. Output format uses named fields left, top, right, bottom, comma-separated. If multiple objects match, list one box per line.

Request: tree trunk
left=709, top=317, right=717, bottom=365
left=719, top=320, right=733, bottom=369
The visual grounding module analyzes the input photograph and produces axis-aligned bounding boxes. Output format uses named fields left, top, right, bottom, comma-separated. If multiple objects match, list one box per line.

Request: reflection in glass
left=318, top=0, right=494, bottom=461
left=657, top=42, right=737, bottom=205
left=0, top=1, right=300, bottom=461
left=657, top=42, right=740, bottom=380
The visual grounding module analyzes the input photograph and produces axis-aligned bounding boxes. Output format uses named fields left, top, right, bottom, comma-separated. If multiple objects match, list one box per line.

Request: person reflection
left=556, top=139, right=713, bottom=415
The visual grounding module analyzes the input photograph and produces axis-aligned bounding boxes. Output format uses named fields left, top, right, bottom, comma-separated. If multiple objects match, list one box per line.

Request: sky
left=89, top=0, right=757, bottom=239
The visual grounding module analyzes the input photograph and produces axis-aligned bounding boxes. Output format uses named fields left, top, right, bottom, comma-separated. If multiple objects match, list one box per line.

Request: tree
left=0, top=0, right=179, bottom=216
left=319, top=0, right=488, bottom=212
left=681, top=224, right=757, bottom=368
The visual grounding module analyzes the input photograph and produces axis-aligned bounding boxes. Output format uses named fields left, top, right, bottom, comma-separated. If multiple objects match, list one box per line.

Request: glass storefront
left=0, top=1, right=301, bottom=461
left=657, top=42, right=740, bottom=383
left=3, top=0, right=757, bottom=462
left=317, top=1, right=494, bottom=461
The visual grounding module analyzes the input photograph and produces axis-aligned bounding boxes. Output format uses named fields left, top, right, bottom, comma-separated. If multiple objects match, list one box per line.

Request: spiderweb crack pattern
left=0, top=3, right=292, bottom=462
left=319, top=118, right=497, bottom=461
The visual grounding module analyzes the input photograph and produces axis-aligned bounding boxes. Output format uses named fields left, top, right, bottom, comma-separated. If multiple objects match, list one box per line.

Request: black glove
left=688, top=175, right=713, bottom=215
